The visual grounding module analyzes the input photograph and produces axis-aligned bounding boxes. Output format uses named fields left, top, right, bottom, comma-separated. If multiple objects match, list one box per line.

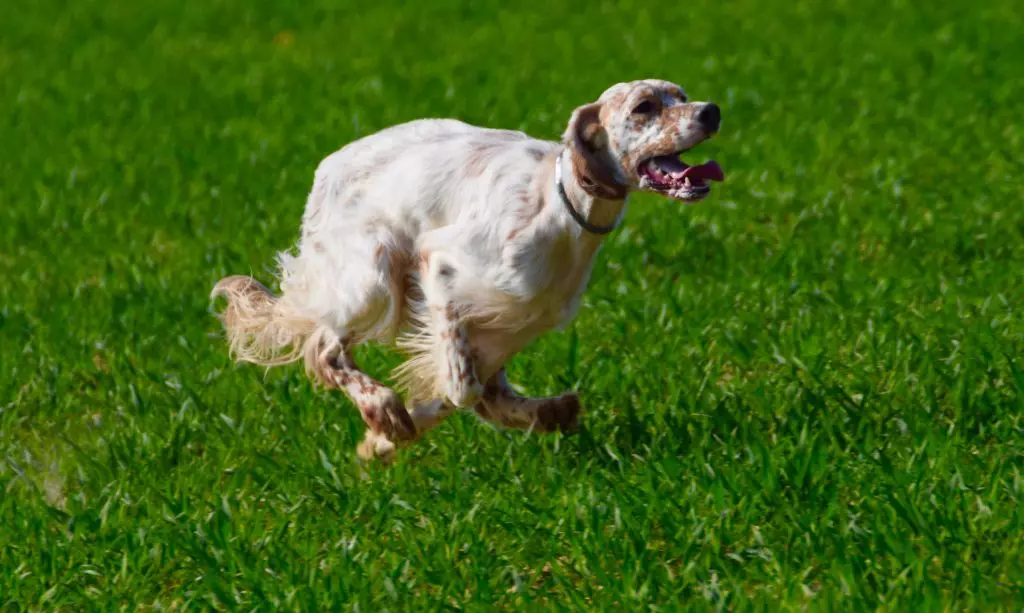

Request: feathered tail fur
left=210, top=275, right=319, bottom=369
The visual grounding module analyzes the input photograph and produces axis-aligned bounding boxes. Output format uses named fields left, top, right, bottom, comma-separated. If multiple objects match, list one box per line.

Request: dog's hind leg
left=472, top=368, right=581, bottom=433
left=356, top=397, right=458, bottom=460
left=309, top=329, right=419, bottom=457
left=310, top=329, right=463, bottom=462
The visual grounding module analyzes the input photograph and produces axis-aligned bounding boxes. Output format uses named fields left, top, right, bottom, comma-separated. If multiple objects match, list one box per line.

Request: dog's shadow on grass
left=546, top=398, right=686, bottom=472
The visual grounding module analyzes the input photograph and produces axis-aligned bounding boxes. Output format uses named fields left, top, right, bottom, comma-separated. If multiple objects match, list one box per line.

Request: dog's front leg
left=418, top=249, right=484, bottom=408
left=473, top=368, right=581, bottom=433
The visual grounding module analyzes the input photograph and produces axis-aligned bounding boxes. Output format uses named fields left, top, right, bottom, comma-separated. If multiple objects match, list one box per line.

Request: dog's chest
left=506, top=230, right=600, bottom=329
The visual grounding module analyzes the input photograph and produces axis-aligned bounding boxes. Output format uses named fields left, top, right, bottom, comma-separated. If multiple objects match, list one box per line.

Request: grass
left=2, top=0, right=1023, bottom=609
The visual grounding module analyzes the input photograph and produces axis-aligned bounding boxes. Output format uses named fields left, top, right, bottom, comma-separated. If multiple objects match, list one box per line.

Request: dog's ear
left=563, top=103, right=628, bottom=200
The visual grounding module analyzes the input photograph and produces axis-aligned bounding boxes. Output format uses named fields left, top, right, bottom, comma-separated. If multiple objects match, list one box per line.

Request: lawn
left=2, top=0, right=1023, bottom=609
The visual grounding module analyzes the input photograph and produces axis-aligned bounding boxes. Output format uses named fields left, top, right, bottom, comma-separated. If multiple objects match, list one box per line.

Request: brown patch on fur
left=384, top=244, right=415, bottom=339
left=381, top=396, right=417, bottom=440
left=506, top=187, right=544, bottom=241
left=565, top=103, right=628, bottom=201
left=535, top=394, right=581, bottom=432
left=359, top=396, right=417, bottom=442
left=525, top=146, right=546, bottom=161
left=465, top=142, right=504, bottom=177
left=482, top=372, right=503, bottom=399
left=473, top=402, right=491, bottom=419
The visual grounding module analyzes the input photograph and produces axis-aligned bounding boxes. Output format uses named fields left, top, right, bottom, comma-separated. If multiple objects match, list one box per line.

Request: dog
left=211, top=79, right=724, bottom=461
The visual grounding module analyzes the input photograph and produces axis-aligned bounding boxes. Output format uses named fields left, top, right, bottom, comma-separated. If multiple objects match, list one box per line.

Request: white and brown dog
left=212, top=79, right=724, bottom=461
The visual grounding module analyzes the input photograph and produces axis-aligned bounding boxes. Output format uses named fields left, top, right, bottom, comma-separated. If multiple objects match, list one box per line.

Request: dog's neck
left=555, top=149, right=627, bottom=237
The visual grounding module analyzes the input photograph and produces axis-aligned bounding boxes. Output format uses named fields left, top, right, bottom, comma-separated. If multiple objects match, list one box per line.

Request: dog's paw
left=356, top=430, right=397, bottom=464
left=535, top=393, right=582, bottom=433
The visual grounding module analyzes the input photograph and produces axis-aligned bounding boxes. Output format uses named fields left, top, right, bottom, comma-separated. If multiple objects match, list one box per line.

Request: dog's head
left=563, top=79, right=724, bottom=203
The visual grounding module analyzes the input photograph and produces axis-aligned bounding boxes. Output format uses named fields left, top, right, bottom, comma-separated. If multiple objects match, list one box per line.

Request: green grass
left=2, top=0, right=1023, bottom=609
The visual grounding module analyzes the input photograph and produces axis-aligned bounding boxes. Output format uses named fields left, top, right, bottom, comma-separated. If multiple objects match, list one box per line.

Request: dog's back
left=305, top=119, right=552, bottom=235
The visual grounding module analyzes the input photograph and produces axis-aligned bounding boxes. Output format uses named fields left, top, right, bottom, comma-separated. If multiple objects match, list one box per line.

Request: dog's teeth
left=683, top=177, right=692, bottom=187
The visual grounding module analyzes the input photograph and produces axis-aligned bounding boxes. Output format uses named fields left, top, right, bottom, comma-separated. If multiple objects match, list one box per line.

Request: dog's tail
left=210, top=275, right=318, bottom=368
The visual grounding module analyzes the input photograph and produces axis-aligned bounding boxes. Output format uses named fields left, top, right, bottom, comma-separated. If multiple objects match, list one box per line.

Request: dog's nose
left=696, top=103, right=721, bottom=133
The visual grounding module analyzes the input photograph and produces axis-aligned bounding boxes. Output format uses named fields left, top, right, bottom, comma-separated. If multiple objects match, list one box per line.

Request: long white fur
left=211, top=78, right=720, bottom=454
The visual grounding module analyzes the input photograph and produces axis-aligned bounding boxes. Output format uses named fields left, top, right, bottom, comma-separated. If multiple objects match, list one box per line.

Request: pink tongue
left=681, top=160, right=725, bottom=183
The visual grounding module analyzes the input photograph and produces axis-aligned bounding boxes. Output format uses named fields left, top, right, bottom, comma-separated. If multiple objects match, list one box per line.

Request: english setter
left=212, top=79, right=724, bottom=461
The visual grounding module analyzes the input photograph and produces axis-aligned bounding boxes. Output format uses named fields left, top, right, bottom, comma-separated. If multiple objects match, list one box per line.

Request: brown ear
left=563, top=103, right=628, bottom=200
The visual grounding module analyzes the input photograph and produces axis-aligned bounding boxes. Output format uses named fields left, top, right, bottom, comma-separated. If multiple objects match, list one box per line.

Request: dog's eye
left=632, top=100, right=657, bottom=115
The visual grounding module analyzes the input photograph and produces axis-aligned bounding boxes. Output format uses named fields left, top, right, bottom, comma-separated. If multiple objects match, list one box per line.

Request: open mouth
left=638, top=154, right=724, bottom=202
